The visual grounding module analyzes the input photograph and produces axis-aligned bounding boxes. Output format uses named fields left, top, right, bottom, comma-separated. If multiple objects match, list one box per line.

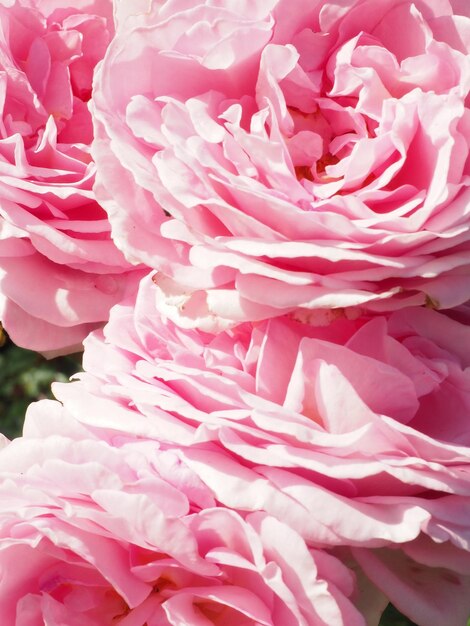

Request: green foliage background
left=4, top=336, right=467, bottom=626
left=0, top=335, right=81, bottom=439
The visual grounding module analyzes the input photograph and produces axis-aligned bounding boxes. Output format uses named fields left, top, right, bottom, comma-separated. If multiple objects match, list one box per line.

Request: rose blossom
left=91, top=0, right=470, bottom=331
left=0, top=402, right=364, bottom=626
left=52, top=275, right=470, bottom=625
left=0, top=0, right=141, bottom=354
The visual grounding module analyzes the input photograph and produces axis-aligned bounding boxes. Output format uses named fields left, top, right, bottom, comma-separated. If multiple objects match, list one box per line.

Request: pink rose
left=0, top=401, right=363, bottom=626
left=0, top=0, right=141, bottom=354
left=92, top=0, right=470, bottom=331
left=54, top=275, right=470, bottom=625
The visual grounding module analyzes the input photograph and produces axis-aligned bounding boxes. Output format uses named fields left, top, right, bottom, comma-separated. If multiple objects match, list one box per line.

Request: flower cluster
left=0, top=1, right=469, bottom=625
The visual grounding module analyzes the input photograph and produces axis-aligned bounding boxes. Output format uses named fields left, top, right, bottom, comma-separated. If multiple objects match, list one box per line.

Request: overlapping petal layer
left=52, top=275, right=470, bottom=625
left=0, top=0, right=140, bottom=353
left=93, top=0, right=470, bottom=330
left=0, top=403, right=363, bottom=626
